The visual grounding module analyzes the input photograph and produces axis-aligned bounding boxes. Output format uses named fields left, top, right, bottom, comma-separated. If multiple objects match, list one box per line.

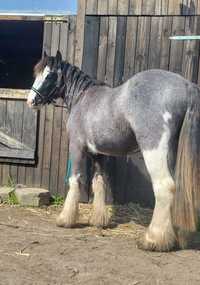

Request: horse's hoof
left=56, top=215, right=76, bottom=228
left=136, top=231, right=177, bottom=252
left=89, top=210, right=110, bottom=228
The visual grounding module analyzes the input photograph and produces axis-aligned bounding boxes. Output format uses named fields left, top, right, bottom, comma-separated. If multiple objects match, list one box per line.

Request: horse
left=27, top=50, right=200, bottom=252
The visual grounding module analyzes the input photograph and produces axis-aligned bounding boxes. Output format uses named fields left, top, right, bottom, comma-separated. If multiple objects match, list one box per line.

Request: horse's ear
left=55, top=50, right=62, bottom=67
left=43, top=50, right=48, bottom=59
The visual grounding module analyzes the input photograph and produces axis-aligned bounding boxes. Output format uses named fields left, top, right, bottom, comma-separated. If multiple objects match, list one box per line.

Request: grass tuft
left=51, top=195, right=64, bottom=206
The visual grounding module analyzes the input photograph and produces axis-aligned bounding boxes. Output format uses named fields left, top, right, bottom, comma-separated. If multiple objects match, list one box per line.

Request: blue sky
left=0, top=0, right=77, bottom=14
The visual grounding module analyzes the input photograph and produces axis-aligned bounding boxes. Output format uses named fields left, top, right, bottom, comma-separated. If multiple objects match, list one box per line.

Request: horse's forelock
left=34, top=56, right=48, bottom=77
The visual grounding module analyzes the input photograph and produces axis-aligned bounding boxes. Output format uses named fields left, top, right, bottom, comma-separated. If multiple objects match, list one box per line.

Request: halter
left=31, top=83, right=59, bottom=105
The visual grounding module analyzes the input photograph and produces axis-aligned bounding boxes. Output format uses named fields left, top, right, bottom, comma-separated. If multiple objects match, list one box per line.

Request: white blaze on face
left=27, top=66, right=51, bottom=107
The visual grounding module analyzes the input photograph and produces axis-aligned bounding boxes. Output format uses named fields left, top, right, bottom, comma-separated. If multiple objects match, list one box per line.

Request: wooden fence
left=1, top=1, right=200, bottom=205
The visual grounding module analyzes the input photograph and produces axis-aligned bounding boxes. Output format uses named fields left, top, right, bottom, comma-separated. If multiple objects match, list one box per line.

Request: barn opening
left=0, top=20, right=43, bottom=89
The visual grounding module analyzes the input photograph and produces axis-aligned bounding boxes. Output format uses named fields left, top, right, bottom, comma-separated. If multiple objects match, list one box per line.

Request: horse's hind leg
left=90, top=156, right=109, bottom=227
left=138, top=128, right=177, bottom=251
left=56, top=145, right=86, bottom=228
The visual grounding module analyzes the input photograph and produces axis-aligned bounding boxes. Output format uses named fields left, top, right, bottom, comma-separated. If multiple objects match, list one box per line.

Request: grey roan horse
left=28, top=51, right=200, bottom=251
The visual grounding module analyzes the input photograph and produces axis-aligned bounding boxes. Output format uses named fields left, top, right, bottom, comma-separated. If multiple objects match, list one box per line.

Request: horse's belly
left=88, top=131, right=138, bottom=156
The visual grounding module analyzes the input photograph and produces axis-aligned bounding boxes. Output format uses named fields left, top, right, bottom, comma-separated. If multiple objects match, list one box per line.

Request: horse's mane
left=63, top=62, right=105, bottom=109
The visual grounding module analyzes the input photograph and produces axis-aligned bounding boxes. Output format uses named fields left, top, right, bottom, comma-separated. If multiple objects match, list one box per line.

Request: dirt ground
left=0, top=204, right=200, bottom=285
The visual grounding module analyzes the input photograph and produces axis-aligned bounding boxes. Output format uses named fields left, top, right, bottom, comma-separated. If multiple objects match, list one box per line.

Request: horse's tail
left=173, top=100, right=200, bottom=247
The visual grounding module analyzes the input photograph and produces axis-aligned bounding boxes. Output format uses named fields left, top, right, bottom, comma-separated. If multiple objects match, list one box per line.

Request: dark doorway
left=0, top=20, right=43, bottom=89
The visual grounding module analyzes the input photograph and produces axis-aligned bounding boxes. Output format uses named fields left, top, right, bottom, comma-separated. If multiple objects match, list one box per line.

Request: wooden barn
left=0, top=0, right=200, bottom=206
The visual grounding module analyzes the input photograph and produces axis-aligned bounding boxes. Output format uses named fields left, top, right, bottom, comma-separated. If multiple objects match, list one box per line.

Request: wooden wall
left=84, top=0, right=200, bottom=15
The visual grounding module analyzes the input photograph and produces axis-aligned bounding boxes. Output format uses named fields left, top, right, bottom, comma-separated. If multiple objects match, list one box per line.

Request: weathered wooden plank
left=182, top=16, right=199, bottom=82
left=129, top=0, right=142, bottom=14
left=159, top=16, right=173, bottom=69
left=98, top=0, right=108, bottom=14
left=41, top=105, right=54, bottom=189
left=2, top=165, right=10, bottom=186
left=108, top=0, right=118, bottom=14
left=0, top=100, right=6, bottom=185
left=67, top=16, right=76, bottom=64
left=6, top=101, right=22, bottom=184
left=33, top=106, right=46, bottom=187
left=21, top=104, right=37, bottom=185
left=135, top=17, right=151, bottom=73
left=82, top=16, right=100, bottom=78
left=6, top=100, right=22, bottom=142
left=105, top=17, right=117, bottom=86
left=155, top=0, right=162, bottom=15
left=59, top=21, right=69, bottom=61
left=75, top=0, right=86, bottom=67
left=51, top=22, right=61, bottom=56
left=161, top=0, right=169, bottom=15
left=118, top=0, right=129, bottom=15
left=17, top=165, right=26, bottom=185
left=0, top=100, right=6, bottom=129
left=49, top=102, right=63, bottom=195
left=86, top=0, right=98, bottom=14
left=0, top=15, right=44, bottom=21
left=0, top=149, right=35, bottom=160
left=168, top=0, right=182, bottom=15
left=97, top=17, right=109, bottom=81
left=22, top=106, right=37, bottom=150
left=43, top=22, right=52, bottom=55
left=142, top=0, right=156, bottom=14
left=169, top=16, right=185, bottom=74
left=148, top=17, right=163, bottom=68
left=114, top=17, right=127, bottom=86
left=0, top=89, right=28, bottom=100
left=0, top=131, right=31, bottom=150
left=124, top=17, right=138, bottom=80
left=0, top=15, right=67, bottom=21
left=26, top=165, right=35, bottom=186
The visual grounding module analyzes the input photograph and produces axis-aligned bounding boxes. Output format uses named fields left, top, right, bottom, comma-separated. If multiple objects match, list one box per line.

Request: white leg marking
left=163, top=111, right=172, bottom=123
left=142, top=126, right=176, bottom=250
left=87, top=141, right=98, bottom=154
left=90, top=175, right=109, bottom=227
left=56, top=175, right=80, bottom=228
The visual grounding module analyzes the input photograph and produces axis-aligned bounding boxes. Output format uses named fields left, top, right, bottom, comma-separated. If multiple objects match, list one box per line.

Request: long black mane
left=61, top=62, right=105, bottom=109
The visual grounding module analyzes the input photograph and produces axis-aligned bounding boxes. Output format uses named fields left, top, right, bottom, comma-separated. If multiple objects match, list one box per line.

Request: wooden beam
left=0, top=89, right=29, bottom=100
left=0, top=131, right=32, bottom=150
left=75, top=0, right=87, bottom=68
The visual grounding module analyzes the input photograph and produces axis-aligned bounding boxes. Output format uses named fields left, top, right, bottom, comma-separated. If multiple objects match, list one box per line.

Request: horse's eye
left=47, top=72, right=57, bottom=80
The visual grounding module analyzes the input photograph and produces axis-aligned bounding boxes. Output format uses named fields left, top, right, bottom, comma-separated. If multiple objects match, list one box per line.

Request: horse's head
left=27, top=50, right=63, bottom=108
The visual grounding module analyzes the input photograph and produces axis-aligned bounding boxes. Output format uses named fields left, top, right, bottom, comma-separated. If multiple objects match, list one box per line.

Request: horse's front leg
left=56, top=145, right=86, bottom=228
left=90, top=155, right=110, bottom=228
